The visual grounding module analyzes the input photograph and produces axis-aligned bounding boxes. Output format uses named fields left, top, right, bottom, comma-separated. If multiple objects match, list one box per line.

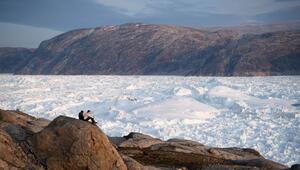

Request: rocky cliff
left=0, top=48, right=34, bottom=74
left=1, top=23, right=299, bottom=76
left=0, top=109, right=299, bottom=170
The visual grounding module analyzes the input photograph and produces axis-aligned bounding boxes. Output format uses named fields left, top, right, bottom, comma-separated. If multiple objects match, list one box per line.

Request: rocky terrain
left=0, top=23, right=299, bottom=76
left=0, top=109, right=299, bottom=170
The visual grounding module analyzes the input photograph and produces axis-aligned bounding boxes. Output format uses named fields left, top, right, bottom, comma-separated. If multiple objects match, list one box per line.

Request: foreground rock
left=0, top=109, right=50, bottom=136
left=0, top=129, right=43, bottom=170
left=0, top=109, right=47, bottom=169
left=0, top=109, right=299, bottom=170
left=0, top=109, right=127, bottom=170
left=27, top=116, right=127, bottom=170
left=113, top=132, right=289, bottom=170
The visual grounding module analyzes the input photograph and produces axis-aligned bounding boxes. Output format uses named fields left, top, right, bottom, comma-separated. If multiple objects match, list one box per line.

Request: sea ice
left=133, top=96, right=218, bottom=120
left=0, top=75, right=299, bottom=166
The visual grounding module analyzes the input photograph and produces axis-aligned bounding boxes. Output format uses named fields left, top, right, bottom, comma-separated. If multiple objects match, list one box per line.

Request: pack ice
left=0, top=75, right=299, bottom=166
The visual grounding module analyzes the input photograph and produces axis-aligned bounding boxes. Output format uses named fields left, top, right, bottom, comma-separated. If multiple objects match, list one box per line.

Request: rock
left=122, top=154, right=181, bottom=170
left=109, top=136, right=127, bottom=146
left=0, top=109, right=50, bottom=143
left=0, top=129, right=43, bottom=170
left=27, top=116, right=127, bottom=170
left=124, top=133, right=157, bottom=140
left=0, top=109, right=50, bottom=134
left=291, top=164, right=300, bottom=170
left=121, top=155, right=149, bottom=170
left=119, top=142, right=229, bottom=169
left=201, top=165, right=259, bottom=170
left=27, top=118, right=51, bottom=133
left=167, top=138, right=204, bottom=147
left=1, top=123, right=31, bottom=142
left=0, top=109, right=36, bottom=126
left=117, top=133, right=288, bottom=170
left=0, top=109, right=127, bottom=170
left=119, top=132, right=163, bottom=148
left=231, top=159, right=288, bottom=170
left=0, top=109, right=294, bottom=170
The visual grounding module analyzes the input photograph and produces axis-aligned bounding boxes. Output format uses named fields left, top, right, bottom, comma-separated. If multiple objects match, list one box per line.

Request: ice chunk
left=173, top=87, right=192, bottom=96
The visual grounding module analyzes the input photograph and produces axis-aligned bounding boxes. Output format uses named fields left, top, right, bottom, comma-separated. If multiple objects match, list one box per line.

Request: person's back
left=78, top=110, right=84, bottom=120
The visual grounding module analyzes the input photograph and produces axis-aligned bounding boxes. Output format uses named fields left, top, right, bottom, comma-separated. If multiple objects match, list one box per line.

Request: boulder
left=1, top=123, right=31, bottom=142
left=122, top=155, right=152, bottom=170
left=0, top=109, right=50, bottom=134
left=122, top=155, right=172, bottom=170
left=290, top=164, right=300, bottom=170
left=0, top=129, right=43, bottom=170
left=27, top=116, right=127, bottom=170
left=119, top=132, right=163, bottom=148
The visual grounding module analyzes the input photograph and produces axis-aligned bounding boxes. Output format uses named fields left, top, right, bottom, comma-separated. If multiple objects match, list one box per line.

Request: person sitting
left=83, top=110, right=97, bottom=124
left=78, top=110, right=84, bottom=120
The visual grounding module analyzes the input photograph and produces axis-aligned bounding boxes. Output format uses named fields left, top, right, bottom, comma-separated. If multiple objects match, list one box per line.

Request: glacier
left=0, top=75, right=299, bottom=166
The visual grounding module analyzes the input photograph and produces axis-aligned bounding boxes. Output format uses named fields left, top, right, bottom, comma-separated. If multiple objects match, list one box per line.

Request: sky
left=0, top=0, right=300, bottom=48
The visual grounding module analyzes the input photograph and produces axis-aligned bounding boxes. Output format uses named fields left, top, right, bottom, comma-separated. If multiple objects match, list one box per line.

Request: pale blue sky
left=1, top=0, right=300, bottom=47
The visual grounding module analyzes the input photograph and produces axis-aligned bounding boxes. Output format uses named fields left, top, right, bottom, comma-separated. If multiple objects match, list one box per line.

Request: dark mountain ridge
left=0, top=47, right=34, bottom=73
left=1, top=23, right=300, bottom=76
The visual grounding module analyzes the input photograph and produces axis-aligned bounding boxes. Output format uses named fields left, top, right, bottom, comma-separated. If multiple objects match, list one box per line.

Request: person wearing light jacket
left=83, top=110, right=97, bottom=124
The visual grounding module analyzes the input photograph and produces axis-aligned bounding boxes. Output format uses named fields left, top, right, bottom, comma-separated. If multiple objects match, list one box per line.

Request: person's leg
left=91, top=118, right=97, bottom=124
left=84, top=117, right=97, bottom=124
left=84, top=117, right=91, bottom=122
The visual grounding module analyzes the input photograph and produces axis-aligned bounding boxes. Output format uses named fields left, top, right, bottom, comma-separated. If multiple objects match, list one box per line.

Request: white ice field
left=0, top=75, right=299, bottom=166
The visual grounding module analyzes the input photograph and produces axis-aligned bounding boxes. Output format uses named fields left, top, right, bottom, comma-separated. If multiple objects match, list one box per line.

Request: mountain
left=2, top=23, right=300, bottom=76
left=0, top=47, right=33, bottom=73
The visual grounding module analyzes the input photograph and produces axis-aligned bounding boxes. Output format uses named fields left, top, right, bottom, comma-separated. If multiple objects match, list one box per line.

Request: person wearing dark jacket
left=78, top=110, right=84, bottom=120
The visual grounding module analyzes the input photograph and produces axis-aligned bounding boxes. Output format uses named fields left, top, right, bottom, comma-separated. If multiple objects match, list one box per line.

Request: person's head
left=87, top=110, right=90, bottom=113
left=80, top=110, right=83, bottom=113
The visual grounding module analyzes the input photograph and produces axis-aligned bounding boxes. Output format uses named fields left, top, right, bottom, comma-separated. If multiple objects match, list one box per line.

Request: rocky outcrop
left=0, top=109, right=50, bottom=142
left=27, top=116, right=127, bottom=170
left=121, top=155, right=160, bottom=170
left=2, top=23, right=297, bottom=76
left=0, top=129, right=43, bottom=170
left=0, top=109, right=299, bottom=170
left=113, top=132, right=289, bottom=170
left=0, top=109, right=127, bottom=170
left=0, top=109, right=47, bottom=169
left=119, top=133, right=164, bottom=148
